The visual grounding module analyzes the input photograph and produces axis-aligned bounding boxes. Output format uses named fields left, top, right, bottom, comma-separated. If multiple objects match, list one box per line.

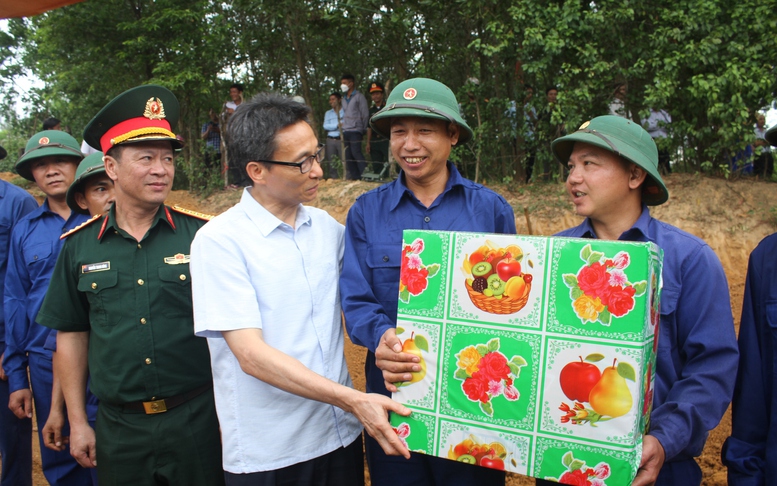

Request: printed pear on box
left=439, top=323, right=539, bottom=430
left=439, top=422, right=530, bottom=474
left=540, top=339, right=645, bottom=444
left=397, top=232, right=449, bottom=320
left=392, top=321, right=440, bottom=406
left=449, top=233, right=547, bottom=327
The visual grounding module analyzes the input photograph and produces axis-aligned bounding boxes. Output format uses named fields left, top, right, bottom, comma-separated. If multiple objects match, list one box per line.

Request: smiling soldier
left=339, top=78, right=516, bottom=486
left=37, top=85, right=224, bottom=486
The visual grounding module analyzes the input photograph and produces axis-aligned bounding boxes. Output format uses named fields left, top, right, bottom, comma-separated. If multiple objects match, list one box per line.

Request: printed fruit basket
left=390, top=230, right=662, bottom=485
left=463, top=240, right=532, bottom=315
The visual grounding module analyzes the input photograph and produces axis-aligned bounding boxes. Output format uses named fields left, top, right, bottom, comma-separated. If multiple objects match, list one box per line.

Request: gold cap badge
left=403, top=88, right=417, bottom=100
left=144, top=97, right=166, bottom=120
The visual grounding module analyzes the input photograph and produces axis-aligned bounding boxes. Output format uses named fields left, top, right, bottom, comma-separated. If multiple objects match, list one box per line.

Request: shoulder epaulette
left=170, top=205, right=214, bottom=221
left=60, top=213, right=103, bottom=240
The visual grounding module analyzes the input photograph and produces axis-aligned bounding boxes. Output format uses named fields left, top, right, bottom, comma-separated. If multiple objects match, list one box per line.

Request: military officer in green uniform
left=366, top=81, right=389, bottom=175
left=37, top=85, right=224, bottom=486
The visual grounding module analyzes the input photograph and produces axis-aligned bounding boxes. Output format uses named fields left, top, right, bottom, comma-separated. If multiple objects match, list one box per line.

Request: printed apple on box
left=390, top=230, right=662, bottom=484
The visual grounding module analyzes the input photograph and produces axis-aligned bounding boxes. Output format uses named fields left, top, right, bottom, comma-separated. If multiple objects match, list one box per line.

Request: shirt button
left=140, top=318, right=147, bottom=325
left=424, top=216, right=431, bottom=223
left=145, top=358, right=152, bottom=365
left=382, top=256, right=389, bottom=262
left=137, top=244, right=142, bottom=249
left=137, top=279, right=144, bottom=286
left=91, top=283, right=97, bottom=289
left=179, top=274, right=186, bottom=281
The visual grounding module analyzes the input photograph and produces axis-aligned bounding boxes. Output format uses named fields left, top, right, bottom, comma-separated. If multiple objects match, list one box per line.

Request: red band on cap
left=100, top=117, right=173, bottom=153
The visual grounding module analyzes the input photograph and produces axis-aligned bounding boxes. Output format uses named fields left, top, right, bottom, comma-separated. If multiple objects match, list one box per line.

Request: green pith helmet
left=370, top=78, right=473, bottom=145
left=15, top=130, right=84, bottom=181
left=551, top=115, right=669, bottom=205
left=765, top=125, right=777, bottom=147
left=67, top=151, right=107, bottom=214
left=84, top=84, right=181, bottom=155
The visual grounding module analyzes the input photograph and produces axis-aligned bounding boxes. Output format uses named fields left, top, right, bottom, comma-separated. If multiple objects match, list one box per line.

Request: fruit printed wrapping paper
left=390, top=230, right=662, bottom=485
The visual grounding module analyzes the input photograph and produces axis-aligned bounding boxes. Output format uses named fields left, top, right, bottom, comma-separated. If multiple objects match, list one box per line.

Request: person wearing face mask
left=340, top=74, right=370, bottom=180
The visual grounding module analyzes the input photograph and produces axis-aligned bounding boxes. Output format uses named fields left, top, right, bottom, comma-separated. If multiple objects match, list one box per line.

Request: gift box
left=390, top=230, right=662, bottom=484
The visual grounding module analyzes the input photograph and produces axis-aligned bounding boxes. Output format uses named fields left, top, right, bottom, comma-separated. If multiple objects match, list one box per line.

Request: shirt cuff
left=8, top=370, right=30, bottom=394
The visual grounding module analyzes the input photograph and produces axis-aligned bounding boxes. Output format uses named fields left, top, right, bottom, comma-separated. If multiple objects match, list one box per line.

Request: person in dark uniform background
left=37, top=85, right=224, bottom=486
left=366, top=81, right=389, bottom=175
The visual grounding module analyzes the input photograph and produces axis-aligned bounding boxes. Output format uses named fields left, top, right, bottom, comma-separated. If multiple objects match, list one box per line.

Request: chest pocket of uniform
left=78, top=270, right=119, bottom=327
left=24, top=241, right=53, bottom=281
left=158, top=265, right=193, bottom=318
left=367, top=244, right=401, bottom=308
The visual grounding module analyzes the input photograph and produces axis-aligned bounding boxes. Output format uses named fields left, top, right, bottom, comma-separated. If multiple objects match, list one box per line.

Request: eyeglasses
left=255, top=144, right=325, bottom=174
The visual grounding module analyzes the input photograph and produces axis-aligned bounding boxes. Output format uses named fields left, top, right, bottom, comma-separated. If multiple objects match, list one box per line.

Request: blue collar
left=578, top=205, right=652, bottom=242
left=387, top=162, right=466, bottom=212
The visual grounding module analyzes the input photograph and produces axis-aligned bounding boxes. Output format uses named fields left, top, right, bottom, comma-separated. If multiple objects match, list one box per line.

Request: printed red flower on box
left=399, top=238, right=440, bottom=304
left=563, top=244, right=647, bottom=325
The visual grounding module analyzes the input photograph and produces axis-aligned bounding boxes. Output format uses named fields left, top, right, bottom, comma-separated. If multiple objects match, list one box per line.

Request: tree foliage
left=1, top=0, right=775, bottom=184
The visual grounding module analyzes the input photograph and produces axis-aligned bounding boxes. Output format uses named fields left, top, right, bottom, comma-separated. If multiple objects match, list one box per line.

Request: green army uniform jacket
left=37, top=204, right=212, bottom=405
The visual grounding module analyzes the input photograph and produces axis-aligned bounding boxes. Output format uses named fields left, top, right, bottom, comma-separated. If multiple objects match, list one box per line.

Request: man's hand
left=69, top=422, right=97, bottom=468
left=8, top=388, right=32, bottom=419
left=42, top=405, right=68, bottom=451
left=632, top=434, right=665, bottom=486
left=375, top=328, right=421, bottom=392
left=349, top=392, right=412, bottom=459
left=0, top=353, right=6, bottom=381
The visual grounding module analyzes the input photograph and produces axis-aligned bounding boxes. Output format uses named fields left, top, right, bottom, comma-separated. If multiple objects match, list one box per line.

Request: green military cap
left=551, top=115, right=669, bottom=205
left=67, top=151, right=107, bottom=214
left=15, top=130, right=84, bottom=181
left=370, top=78, right=473, bottom=145
left=84, top=84, right=181, bottom=154
left=765, top=125, right=777, bottom=147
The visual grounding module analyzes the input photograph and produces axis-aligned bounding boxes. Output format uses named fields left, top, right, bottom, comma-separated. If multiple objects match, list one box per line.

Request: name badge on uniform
left=82, top=262, right=110, bottom=274
left=164, top=253, right=190, bottom=265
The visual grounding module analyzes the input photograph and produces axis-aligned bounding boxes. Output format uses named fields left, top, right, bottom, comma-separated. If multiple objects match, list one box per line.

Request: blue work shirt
left=0, top=181, right=38, bottom=354
left=722, top=233, right=777, bottom=485
left=340, top=162, right=516, bottom=396
left=3, top=200, right=87, bottom=393
left=323, top=108, right=344, bottom=138
left=557, top=206, right=738, bottom=464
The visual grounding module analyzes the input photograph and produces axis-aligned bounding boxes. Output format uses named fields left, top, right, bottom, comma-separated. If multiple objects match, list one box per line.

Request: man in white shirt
left=190, top=92, right=410, bottom=485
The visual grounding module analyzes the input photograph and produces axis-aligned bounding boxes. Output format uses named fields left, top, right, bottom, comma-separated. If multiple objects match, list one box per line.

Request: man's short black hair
left=525, top=84, right=534, bottom=92
left=42, top=117, right=61, bottom=130
left=230, top=83, right=244, bottom=92
left=227, top=93, right=311, bottom=184
left=341, top=74, right=355, bottom=82
left=546, top=86, right=558, bottom=95
left=330, top=92, right=342, bottom=99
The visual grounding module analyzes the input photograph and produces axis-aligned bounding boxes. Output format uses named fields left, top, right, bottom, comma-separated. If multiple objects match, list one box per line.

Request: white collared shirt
left=191, top=188, right=362, bottom=473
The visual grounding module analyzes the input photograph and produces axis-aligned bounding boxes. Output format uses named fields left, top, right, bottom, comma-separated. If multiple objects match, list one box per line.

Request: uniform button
left=179, top=274, right=186, bottom=281
left=140, top=318, right=147, bottom=325
left=137, top=244, right=142, bottom=249
left=382, top=256, right=389, bottom=262
left=137, top=279, right=144, bottom=286
left=34, top=255, right=38, bottom=260
left=91, top=283, right=97, bottom=289
left=145, top=358, right=152, bottom=365
left=424, top=216, right=431, bottom=223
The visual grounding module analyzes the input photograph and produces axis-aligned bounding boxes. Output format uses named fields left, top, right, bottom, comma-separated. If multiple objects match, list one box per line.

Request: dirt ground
left=5, top=172, right=776, bottom=485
